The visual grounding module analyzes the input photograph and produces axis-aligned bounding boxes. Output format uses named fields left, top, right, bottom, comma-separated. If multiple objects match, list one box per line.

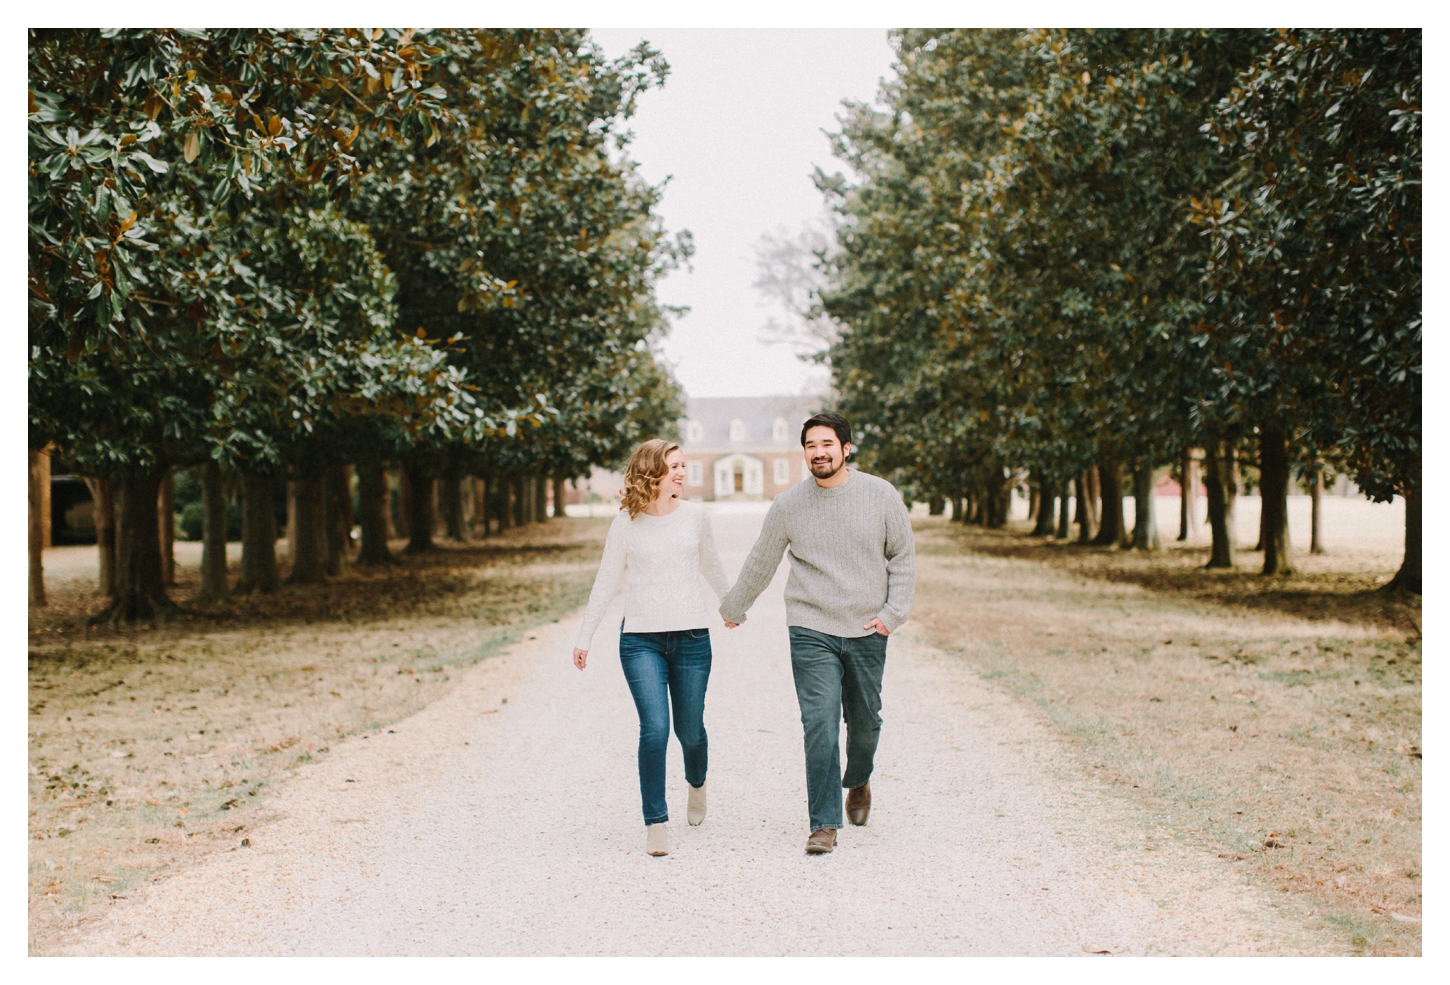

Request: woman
left=573, top=439, right=731, bottom=857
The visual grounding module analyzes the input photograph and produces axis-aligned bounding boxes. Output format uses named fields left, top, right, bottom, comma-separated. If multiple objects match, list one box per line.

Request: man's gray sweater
left=719, top=468, right=915, bottom=637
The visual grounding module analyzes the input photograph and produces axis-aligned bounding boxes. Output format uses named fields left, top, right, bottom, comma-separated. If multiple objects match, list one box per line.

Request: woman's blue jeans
left=618, top=628, right=712, bottom=825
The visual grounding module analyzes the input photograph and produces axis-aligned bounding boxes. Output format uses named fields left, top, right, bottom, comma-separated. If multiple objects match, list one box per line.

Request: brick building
left=677, top=395, right=824, bottom=502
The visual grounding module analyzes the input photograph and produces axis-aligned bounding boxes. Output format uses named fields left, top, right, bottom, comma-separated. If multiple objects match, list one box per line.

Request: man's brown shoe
left=805, top=828, right=837, bottom=854
left=846, top=782, right=871, bottom=826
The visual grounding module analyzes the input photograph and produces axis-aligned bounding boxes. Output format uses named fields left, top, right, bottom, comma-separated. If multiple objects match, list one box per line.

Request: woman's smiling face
left=662, top=449, right=687, bottom=498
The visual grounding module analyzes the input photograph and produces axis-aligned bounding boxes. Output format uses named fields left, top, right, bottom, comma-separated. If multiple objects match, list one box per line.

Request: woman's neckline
left=641, top=496, right=683, bottom=518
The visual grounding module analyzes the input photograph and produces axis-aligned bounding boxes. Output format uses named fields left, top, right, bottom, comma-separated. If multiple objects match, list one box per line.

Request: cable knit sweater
left=574, top=500, right=731, bottom=651
left=719, top=468, right=915, bottom=637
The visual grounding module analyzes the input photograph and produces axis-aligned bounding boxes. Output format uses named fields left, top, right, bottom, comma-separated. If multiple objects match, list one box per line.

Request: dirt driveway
left=58, top=506, right=1344, bottom=956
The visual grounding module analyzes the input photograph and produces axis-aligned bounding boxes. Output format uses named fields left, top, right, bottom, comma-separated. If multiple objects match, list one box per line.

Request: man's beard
left=809, top=455, right=844, bottom=479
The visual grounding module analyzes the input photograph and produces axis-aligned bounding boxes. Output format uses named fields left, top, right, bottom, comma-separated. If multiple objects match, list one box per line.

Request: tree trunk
left=341, top=465, right=354, bottom=547
left=1308, top=462, right=1324, bottom=555
left=440, top=473, right=465, bottom=541
left=324, top=464, right=351, bottom=576
left=105, top=469, right=173, bottom=622
left=475, top=476, right=490, bottom=537
left=236, top=472, right=280, bottom=594
left=84, top=477, right=116, bottom=598
left=1203, top=439, right=1235, bottom=569
left=197, top=460, right=229, bottom=601
left=383, top=469, right=397, bottom=539
left=285, top=471, right=326, bottom=584
left=404, top=464, right=435, bottom=553
left=396, top=469, right=412, bottom=540
left=534, top=475, right=549, bottom=523
left=1055, top=481, right=1071, bottom=538
left=1259, top=422, right=1295, bottom=576
left=1085, top=466, right=1101, bottom=531
left=1031, top=477, right=1056, bottom=536
left=553, top=476, right=569, bottom=520
left=28, top=448, right=48, bottom=607
left=1386, top=476, right=1420, bottom=594
left=498, top=478, right=514, bottom=531
left=521, top=477, right=535, bottom=524
left=285, top=479, right=297, bottom=570
left=1091, top=458, right=1129, bottom=547
left=1026, top=485, right=1040, bottom=522
left=1131, top=459, right=1160, bottom=550
left=1074, top=473, right=1095, bottom=543
left=984, top=469, right=1008, bottom=528
left=356, top=463, right=393, bottom=565
left=1178, top=447, right=1200, bottom=542
left=158, top=469, right=175, bottom=586
left=1225, top=444, right=1239, bottom=528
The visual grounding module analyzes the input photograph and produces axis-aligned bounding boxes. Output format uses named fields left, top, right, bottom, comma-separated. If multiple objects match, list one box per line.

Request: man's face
left=803, top=426, right=850, bottom=480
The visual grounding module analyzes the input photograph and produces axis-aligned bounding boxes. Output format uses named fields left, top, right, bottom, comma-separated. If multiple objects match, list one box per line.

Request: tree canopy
left=29, top=28, right=688, bottom=618
left=817, top=28, right=1419, bottom=589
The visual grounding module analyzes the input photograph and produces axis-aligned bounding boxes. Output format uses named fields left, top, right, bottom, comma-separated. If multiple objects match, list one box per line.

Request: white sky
left=589, top=29, right=897, bottom=399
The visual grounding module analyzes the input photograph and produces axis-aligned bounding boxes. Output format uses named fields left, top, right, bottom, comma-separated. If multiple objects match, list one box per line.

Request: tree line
left=816, top=29, right=1420, bottom=590
left=29, top=29, right=687, bottom=620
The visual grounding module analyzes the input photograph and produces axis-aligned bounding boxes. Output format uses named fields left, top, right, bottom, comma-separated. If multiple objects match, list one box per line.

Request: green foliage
left=1194, top=29, right=1421, bottom=501
left=179, top=500, right=241, bottom=541
left=29, top=28, right=685, bottom=492
left=820, top=27, right=1419, bottom=537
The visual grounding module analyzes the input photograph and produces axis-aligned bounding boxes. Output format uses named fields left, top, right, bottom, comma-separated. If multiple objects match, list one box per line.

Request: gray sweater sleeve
left=718, top=501, right=789, bottom=624
left=876, top=488, right=916, bottom=632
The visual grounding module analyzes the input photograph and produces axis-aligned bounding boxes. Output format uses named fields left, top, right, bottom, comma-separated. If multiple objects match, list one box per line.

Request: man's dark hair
left=800, top=412, right=852, bottom=450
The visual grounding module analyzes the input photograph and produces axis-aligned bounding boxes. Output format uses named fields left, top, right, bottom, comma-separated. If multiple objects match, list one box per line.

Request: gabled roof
left=678, top=395, right=825, bottom=452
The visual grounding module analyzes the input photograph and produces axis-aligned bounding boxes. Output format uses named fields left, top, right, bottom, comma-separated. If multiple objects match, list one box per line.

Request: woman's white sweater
left=574, top=500, right=731, bottom=651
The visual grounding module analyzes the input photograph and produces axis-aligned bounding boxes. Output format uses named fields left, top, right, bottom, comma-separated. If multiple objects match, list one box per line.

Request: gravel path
left=68, top=506, right=1330, bottom=955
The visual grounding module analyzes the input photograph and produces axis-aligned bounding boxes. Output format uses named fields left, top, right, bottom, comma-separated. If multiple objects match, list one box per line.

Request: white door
left=714, top=460, right=734, bottom=499
left=744, top=460, right=764, bottom=495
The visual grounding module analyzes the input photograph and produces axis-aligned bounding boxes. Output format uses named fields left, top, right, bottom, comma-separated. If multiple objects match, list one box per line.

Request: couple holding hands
left=571, top=413, right=916, bottom=857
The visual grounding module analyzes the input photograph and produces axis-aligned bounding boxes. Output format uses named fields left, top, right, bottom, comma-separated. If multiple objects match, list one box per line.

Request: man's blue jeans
left=618, top=629, right=712, bottom=825
left=788, top=627, right=888, bottom=831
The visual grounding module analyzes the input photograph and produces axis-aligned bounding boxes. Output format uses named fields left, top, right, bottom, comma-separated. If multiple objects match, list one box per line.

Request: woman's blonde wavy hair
left=620, top=439, right=681, bottom=519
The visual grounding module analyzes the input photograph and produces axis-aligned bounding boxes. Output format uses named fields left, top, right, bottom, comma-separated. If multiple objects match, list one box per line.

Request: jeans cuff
left=644, top=814, right=668, bottom=825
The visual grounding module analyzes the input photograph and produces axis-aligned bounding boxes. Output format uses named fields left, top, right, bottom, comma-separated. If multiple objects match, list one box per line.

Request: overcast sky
left=588, top=29, right=897, bottom=399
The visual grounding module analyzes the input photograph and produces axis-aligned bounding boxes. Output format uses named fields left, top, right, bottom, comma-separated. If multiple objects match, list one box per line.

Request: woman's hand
left=573, top=648, right=588, bottom=671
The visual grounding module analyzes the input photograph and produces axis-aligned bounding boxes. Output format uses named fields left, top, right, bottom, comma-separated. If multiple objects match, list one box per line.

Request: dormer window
left=686, top=420, right=704, bottom=443
left=729, top=419, right=747, bottom=442
left=772, top=417, right=789, bottom=442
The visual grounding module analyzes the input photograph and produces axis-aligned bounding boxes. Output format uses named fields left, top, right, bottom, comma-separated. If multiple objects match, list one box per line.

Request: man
left=720, top=412, right=915, bottom=854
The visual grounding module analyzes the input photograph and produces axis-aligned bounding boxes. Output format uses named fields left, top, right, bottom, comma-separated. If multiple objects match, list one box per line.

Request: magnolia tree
left=819, top=28, right=1419, bottom=589
left=29, top=28, right=687, bottom=618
